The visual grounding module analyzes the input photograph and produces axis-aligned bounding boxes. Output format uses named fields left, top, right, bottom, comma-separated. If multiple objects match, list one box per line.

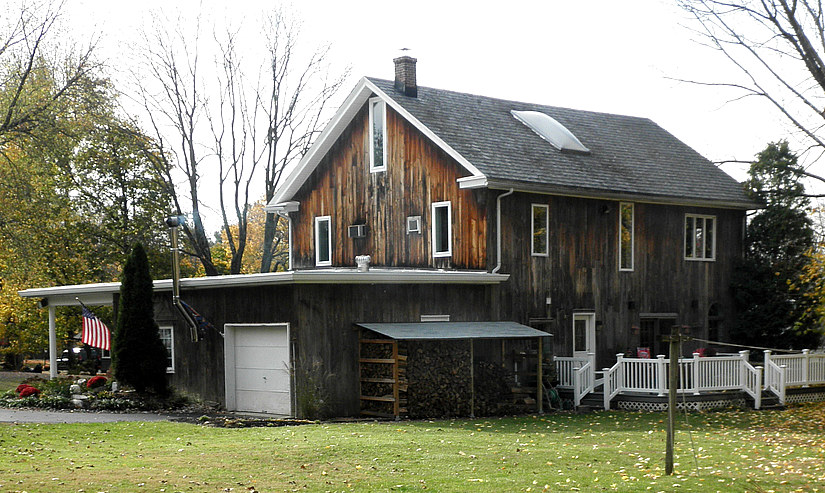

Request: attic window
left=511, top=110, right=590, bottom=154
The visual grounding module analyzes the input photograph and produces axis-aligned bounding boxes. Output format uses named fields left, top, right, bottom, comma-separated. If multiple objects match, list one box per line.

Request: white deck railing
left=572, top=361, right=594, bottom=407
left=557, top=349, right=823, bottom=410
left=560, top=351, right=765, bottom=410
left=765, top=350, right=825, bottom=388
left=555, top=355, right=594, bottom=390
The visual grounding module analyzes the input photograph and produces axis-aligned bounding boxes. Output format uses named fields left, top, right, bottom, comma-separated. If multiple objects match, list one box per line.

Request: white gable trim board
left=224, top=323, right=293, bottom=416
left=267, top=77, right=486, bottom=209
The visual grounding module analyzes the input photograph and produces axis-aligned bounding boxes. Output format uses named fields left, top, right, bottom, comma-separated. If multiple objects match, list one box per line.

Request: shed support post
left=48, top=305, right=57, bottom=379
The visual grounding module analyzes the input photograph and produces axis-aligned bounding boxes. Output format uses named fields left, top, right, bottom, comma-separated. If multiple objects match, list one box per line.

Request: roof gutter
left=492, top=188, right=515, bottom=274
left=482, top=179, right=760, bottom=210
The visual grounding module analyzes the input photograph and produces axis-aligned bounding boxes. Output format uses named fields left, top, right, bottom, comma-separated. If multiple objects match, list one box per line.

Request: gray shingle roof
left=368, top=77, right=754, bottom=208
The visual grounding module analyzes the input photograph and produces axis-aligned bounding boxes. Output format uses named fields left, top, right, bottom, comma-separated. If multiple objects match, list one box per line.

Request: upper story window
left=619, top=202, right=634, bottom=271
left=685, top=214, right=715, bottom=261
left=369, top=98, right=387, bottom=172
left=432, top=201, right=452, bottom=258
left=315, top=216, right=332, bottom=266
left=531, top=204, right=548, bottom=256
left=159, top=325, right=174, bottom=373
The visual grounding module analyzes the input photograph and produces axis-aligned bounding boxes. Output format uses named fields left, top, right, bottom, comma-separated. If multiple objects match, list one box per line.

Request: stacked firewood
left=407, top=340, right=472, bottom=418
left=472, top=360, right=519, bottom=416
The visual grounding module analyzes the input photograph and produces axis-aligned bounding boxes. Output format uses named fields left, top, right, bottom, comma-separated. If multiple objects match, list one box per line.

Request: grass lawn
left=1, top=403, right=824, bottom=492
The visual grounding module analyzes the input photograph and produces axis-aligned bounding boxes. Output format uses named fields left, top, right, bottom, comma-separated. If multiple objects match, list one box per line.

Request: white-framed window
left=619, top=202, right=634, bottom=271
left=315, top=216, right=332, bottom=266
left=421, top=314, right=450, bottom=322
left=431, top=201, right=452, bottom=258
left=159, top=325, right=174, bottom=373
left=685, top=214, right=716, bottom=261
left=407, top=215, right=421, bottom=234
left=531, top=203, right=549, bottom=257
left=369, top=97, right=387, bottom=172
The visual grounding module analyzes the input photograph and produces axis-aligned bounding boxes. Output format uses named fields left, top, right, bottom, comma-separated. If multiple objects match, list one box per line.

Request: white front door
left=573, top=313, right=596, bottom=365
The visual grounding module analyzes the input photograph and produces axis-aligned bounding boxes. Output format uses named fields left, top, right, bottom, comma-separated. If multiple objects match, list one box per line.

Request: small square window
left=407, top=216, right=421, bottom=234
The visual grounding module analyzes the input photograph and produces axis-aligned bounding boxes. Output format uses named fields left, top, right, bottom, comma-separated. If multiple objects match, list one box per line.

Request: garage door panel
left=235, top=327, right=288, bottom=347
left=234, top=346, right=289, bottom=370
left=234, top=367, right=290, bottom=392
left=235, top=390, right=291, bottom=414
left=226, top=324, right=291, bottom=415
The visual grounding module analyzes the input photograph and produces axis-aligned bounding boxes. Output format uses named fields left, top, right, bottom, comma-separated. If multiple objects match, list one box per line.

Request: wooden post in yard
left=537, top=336, right=543, bottom=414
left=469, top=339, right=475, bottom=418
left=665, top=325, right=680, bottom=475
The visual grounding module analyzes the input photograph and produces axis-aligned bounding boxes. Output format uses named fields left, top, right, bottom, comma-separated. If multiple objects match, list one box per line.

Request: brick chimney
left=393, top=56, right=417, bottom=97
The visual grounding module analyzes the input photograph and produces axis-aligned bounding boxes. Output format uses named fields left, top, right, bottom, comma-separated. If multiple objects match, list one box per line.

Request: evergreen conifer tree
left=112, top=243, right=169, bottom=393
left=731, top=141, right=819, bottom=349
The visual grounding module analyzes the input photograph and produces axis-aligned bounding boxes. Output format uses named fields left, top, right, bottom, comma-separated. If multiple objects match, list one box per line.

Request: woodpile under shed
left=358, top=323, right=551, bottom=419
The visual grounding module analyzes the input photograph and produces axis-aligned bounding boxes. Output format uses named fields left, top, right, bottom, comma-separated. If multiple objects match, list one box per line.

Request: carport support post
left=48, top=305, right=57, bottom=379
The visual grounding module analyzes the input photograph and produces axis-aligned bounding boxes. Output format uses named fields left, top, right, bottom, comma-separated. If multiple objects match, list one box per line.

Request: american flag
left=81, top=307, right=111, bottom=351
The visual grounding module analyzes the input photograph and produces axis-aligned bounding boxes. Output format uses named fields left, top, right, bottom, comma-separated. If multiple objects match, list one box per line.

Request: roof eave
left=483, top=179, right=760, bottom=210
left=19, top=270, right=510, bottom=307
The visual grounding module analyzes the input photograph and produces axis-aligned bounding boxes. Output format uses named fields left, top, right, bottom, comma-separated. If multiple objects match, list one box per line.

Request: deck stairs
left=747, top=389, right=785, bottom=411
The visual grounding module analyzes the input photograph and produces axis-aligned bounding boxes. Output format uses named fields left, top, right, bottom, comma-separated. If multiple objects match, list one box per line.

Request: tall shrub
left=112, top=243, right=168, bottom=393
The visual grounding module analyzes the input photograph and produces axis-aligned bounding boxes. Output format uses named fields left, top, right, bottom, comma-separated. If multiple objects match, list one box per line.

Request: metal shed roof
left=356, top=321, right=551, bottom=340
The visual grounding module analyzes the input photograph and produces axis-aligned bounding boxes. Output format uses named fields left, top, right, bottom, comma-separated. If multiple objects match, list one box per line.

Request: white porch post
left=692, top=352, right=701, bottom=395
left=802, top=349, right=810, bottom=387
left=763, top=350, right=771, bottom=390
left=48, top=305, right=57, bottom=379
left=657, top=355, right=667, bottom=396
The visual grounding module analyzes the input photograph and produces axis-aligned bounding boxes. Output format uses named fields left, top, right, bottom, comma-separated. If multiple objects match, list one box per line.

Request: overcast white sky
left=67, top=0, right=795, bottom=185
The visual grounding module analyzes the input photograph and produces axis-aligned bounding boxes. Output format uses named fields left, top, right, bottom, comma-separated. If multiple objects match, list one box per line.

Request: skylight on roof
left=511, top=110, right=590, bottom=154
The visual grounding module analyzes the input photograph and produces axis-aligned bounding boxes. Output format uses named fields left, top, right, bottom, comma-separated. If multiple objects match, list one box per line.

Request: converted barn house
left=24, top=57, right=791, bottom=417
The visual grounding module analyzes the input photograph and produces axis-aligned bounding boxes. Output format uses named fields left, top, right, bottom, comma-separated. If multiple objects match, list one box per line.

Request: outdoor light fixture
left=165, top=215, right=185, bottom=228
left=631, top=325, right=640, bottom=335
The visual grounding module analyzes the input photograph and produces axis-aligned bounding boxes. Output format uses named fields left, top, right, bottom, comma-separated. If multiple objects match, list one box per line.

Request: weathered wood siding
left=491, top=192, right=745, bottom=368
left=290, top=102, right=487, bottom=269
left=157, top=282, right=500, bottom=417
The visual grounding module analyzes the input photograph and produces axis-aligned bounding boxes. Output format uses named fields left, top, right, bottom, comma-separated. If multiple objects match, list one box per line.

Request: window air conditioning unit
left=407, top=215, right=421, bottom=234
left=348, top=224, right=367, bottom=238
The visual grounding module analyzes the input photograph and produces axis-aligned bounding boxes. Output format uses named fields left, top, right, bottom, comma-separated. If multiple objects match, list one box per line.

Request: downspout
left=492, top=188, right=515, bottom=274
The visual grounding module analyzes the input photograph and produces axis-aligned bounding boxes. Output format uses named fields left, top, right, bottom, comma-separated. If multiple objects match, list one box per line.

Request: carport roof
left=356, top=321, right=551, bottom=340
left=18, top=269, right=509, bottom=307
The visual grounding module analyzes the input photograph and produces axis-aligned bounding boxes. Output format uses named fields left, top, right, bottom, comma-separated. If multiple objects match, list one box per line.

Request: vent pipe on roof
left=393, top=55, right=417, bottom=97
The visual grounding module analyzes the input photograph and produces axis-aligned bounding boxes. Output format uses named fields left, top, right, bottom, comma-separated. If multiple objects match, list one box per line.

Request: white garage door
left=224, top=323, right=291, bottom=415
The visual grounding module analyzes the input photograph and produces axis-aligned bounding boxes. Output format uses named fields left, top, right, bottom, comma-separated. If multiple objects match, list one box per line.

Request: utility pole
left=663, top=325, right=688, bottom=476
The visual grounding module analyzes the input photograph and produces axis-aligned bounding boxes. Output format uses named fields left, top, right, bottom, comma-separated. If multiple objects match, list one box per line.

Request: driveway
left=0, top=408, right=182, bottom=424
